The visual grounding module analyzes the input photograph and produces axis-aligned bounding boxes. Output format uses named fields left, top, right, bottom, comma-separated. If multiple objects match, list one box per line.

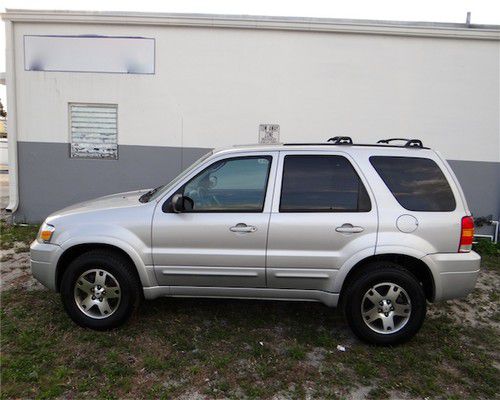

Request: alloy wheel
left=361, top=282, right=412, bottom=334
left=73, top=268, right=121, bottom=319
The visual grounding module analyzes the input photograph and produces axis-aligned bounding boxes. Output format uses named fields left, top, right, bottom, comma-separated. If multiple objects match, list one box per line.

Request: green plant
left=0, top=221, right=39, bottom=250
left=473, top=239, right=500, bottom=256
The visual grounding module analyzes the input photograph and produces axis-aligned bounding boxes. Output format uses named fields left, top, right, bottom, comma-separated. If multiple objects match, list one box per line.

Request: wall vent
left=69, top=103, right=118, bottom=159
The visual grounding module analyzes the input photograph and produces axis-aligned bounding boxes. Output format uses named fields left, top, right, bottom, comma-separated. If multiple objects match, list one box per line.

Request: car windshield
left=140, top=151, right=213, bottom=203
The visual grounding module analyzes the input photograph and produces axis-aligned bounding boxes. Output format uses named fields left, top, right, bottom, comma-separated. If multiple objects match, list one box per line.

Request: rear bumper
left=30, top=240, right=61, bottom=291
left=421, top=251, right=481, bottom=302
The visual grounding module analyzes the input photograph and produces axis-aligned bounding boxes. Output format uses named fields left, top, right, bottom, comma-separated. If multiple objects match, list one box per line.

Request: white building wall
left=3, top=11, right=500, bottom=222
left=12, top=21, right=500, bottom=162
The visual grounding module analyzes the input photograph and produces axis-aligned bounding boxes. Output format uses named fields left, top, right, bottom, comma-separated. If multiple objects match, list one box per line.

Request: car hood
left=48, top=189, right=151, bottom=219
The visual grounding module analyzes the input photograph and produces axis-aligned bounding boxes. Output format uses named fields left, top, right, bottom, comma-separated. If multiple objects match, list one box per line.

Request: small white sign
left=259, top=124, right=280, bottom=144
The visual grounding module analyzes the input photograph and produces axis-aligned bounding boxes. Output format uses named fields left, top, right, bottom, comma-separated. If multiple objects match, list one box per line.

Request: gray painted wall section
left=447, top=159, right=500, bottom=236
left=15, top=142, right=210, bottom=223
left=14, top=142, right=500, bottom=228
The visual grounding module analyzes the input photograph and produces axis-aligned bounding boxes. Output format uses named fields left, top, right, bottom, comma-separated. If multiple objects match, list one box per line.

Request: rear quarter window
left=370, top=156, right=456, bottom=212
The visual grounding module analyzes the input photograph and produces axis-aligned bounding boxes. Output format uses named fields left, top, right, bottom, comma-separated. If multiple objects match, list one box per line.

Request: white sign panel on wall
left=259, top=124, right=280, bottom=144
left=24, top=35, right=155, bottom=74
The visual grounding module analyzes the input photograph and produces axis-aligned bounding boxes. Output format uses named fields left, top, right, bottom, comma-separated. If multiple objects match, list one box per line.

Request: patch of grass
left=368, top=386, right=389, bottom=400
left=489, top=289, right=500, bottom=303
left=1, top=286, right=499, bottom=400
left=287, top=344, right=306, bottom=360
left=492, top=311, right=500, bottom=322
left=473, top=238, right=500, bottom=257
left=480, top=254, right=500, bottom=272
left=0, top=220, right=39, bottom=250
left=143, top=355, right=167, bottom=372
left=474, top=240, right=500, bottom=273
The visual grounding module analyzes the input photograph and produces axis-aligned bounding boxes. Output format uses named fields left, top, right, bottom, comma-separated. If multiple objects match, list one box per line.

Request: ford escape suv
left=30, top=137, right=480, bottom=344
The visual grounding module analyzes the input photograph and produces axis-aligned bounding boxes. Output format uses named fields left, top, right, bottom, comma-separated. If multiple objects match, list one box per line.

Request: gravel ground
left=0, top=244, right=44, bottom=292
left=429, top=267, right=500, bottom=330
left=0, top=203, right=43, bottom=291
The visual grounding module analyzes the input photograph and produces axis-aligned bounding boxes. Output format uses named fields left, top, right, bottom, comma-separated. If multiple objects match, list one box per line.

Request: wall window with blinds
left=69, top=103, right=118, bottom=159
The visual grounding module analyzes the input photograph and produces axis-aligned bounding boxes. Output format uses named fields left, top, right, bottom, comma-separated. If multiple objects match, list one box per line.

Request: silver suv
left=30, top=137, right=480, bottom=344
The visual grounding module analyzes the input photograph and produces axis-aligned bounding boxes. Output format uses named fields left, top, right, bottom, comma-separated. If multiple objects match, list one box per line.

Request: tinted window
left=370, top=156, right=456, bottom=211
left=280, top=155, right=371, bottom=212
left=182, top=156, right=271, bottom=212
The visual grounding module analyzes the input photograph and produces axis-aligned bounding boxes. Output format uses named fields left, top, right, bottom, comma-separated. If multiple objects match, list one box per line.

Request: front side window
left=181, top=156, right=272, bottom=212
left=280, top=155, right=371, bottom=212
left=370, top=156, right=456, bottom=211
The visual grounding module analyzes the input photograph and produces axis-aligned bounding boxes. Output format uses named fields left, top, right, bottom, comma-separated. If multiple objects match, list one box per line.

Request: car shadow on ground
left=136, top=295, right=354, bottom=342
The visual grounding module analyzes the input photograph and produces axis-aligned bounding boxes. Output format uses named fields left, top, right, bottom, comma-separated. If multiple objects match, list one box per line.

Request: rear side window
left=370, top=156, right=456, bottom=212
left=280, top=155, right=371, bottom=212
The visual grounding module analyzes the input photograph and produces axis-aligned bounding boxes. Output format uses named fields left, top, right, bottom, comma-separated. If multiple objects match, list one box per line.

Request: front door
left=266, top=151, right=378, bottom=291
left=152, top=153, right=277, bottom=288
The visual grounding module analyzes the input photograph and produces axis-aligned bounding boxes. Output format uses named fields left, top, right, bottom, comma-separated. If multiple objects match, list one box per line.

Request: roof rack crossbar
left=327, top=136, right=353, bottom=145
left=377, top=138, right=424, bottom=148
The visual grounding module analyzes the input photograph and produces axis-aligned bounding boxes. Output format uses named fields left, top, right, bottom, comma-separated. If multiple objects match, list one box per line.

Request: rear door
left=266, top=151, right=378, bottom=291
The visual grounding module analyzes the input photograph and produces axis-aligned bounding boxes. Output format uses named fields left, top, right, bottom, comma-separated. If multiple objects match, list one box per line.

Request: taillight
left=459, top=216, right=474, bottom=253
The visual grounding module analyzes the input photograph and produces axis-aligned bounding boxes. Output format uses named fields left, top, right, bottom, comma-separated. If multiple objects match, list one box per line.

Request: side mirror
left=171, top=194, right=194, bottom=213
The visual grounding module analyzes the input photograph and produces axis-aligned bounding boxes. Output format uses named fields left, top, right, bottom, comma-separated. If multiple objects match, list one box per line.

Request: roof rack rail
left=327, top=136, right=353, bottom=144
left=377, top=138, right=424, bottom=148
left=282, top=137, right=429, bottom=149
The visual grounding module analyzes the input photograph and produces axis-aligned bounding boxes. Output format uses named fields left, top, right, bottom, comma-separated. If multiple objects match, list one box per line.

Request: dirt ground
left=0, top=244, right=44, bottom=292
left=0, top=201, right=44, bottom=291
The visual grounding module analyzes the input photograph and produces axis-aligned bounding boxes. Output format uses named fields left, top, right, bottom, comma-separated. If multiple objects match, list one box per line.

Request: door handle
left=230, top=223, right=257, bottom=233
left=335, top=224, right=364, bottom=234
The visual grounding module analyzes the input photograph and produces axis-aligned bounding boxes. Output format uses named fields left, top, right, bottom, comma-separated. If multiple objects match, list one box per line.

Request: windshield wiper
left=139, top=185, right=164, bottom=203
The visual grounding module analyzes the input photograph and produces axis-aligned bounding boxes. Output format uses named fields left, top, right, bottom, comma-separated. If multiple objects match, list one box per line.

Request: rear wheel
left=60, top=250, right=141, bottom=330
left=343, top=262, right=426, bottom=345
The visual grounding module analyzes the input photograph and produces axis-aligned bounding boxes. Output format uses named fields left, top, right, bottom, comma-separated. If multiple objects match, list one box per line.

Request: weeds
left=0, top=220, right=39, bottom=249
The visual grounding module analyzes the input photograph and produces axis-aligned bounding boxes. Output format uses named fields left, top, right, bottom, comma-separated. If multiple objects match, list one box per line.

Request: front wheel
left=343, top=263, right=427, bottom=345
left=60, top=250, right=142, bottom=330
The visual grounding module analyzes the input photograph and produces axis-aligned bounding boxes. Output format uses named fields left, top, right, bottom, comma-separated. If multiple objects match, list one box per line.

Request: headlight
left=38, top=222, right=55, bottom=243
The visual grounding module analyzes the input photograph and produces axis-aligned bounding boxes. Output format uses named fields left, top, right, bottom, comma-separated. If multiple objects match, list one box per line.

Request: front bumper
left=30, top=240, right=62, bottom=291
left=422, top=251, right=481, bottom=302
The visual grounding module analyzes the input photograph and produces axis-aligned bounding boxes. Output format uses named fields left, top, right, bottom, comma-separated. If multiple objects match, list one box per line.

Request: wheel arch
left=338, top=253, right=436, bottom=306
left=56, top=242, right=150, bottom=292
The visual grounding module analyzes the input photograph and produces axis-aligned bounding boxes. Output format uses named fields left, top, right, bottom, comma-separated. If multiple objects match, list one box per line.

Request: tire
left=343, top=262, right=426, bottom=345
left=60, top=250, right=142, bottom=330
